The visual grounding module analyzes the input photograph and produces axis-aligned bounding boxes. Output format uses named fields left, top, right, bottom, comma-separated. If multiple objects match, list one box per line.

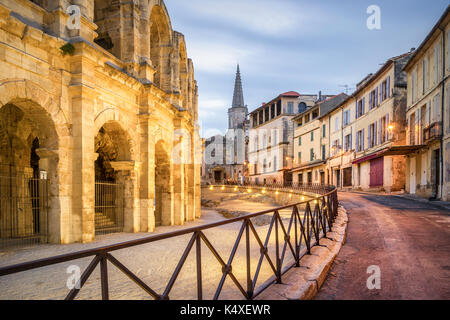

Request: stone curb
left=256, top=206, right=349, bottom=300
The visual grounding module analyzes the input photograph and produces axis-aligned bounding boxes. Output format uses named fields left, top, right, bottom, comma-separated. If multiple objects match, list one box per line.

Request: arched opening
left=155, top=140, right=171, bottom=226
left=94, top=122, right=134, bottom=234
left=0, top=101, right=58, bottom=247
left=150, top=5, right=172, bottom=90
left=93, top=0, right=121, bottom=57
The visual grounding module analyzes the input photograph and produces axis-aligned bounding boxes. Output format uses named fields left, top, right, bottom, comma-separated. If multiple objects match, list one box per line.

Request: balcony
left=423, top=122, right=442, bottom=145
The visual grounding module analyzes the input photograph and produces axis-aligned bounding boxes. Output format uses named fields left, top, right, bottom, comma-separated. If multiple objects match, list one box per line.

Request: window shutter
left=362, top=97, right=365, bottom=114
left=379, top=83, right=383, bottom=102
left=385, top=114, right=389, bottom=141
left=355, top=101, right=358, bottom=118
left=375, top=87, right=378, bottom=106
left=387, top=76, right=391, bottom=98
left=378, top=118, right=382, bottom=144
left=362, top=129, right=365, bottom=150
left=368, top=125, right=372, bottom=148
left=369, top=92, right=373, bottom=110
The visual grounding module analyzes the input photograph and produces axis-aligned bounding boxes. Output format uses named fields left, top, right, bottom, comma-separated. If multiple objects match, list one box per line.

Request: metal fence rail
left=0, top=171, right=48, bottom=248
left=95, top=181, right=124, bottom=235
left=0, top=184, right=338, bottom=300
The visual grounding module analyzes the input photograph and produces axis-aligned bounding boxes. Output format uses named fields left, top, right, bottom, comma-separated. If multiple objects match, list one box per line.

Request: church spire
left=232, top=64, right=245, bottom=108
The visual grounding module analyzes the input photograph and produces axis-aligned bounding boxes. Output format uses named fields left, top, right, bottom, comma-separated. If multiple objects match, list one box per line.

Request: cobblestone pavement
left=315, top=192, right=450, bottom=300
left=0, top=197, right=303, bottom=300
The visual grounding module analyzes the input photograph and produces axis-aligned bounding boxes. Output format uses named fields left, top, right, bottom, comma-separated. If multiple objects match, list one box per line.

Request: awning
left=352, top=145, right=426, bottom=164
left=291, top=160, right=326, bottom=172
left=382, top=145, right=426, bottom=156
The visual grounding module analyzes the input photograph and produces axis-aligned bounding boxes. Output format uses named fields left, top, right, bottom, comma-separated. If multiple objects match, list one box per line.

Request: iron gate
left=0, top=171, right=48, bottom=248
left=95, top=181, right=124, bottom=235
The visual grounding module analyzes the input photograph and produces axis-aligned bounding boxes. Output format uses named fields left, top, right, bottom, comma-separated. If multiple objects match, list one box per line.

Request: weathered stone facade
left=0, top=0, right=201, bottom=244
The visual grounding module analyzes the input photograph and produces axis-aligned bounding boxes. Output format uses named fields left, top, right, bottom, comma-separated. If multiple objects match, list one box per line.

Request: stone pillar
left=70, top=80, right=96, bottom=243
left=110, top=161, right=139, bottom=233
left=138, top=114, right=156, bottom=232
left=172, top=123, right=185, bottom=225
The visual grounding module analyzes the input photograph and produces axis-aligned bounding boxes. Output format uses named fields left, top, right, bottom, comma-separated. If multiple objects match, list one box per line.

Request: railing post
left=275, top=211, right=281, bottom=283
left=100, top=253, right=109, bottom=300
left=196, top=232, right=203, bottom=300
left=245, top=219, right=253, bottom=299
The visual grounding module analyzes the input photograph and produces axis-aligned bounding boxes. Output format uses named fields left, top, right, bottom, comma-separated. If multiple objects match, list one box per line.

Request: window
left=277, top=100, right=282, bottom=116
left=287, top=102, right=294, bottom=114
left=271, top=104, right=275, bottom=119
left=411, top=70, right=417, bottom=103
left=334, top=116, right=339, bottom=132
left=356, top=129, right=365, bottom=152
left=332, top=140, right=340, bottom=156
left=423, top=58, right=428, bottom=94
left=311, top=131, right=314, bottom=141
left=298, top=136, right=302, bottom=146
left=344, top=134, right=352, bottom=152
left=273, top=130, right=278, bottom=146
left=312, top=110, right=318, bottom=119
left=322, top=145, right=326, bottom=160
left=356, top=98, right=365, bottom=118
left=265, top=107, right=270, bottom=122
left=305, top=114, right=310, bottom=123
left=273, top=156, right=277, bottom=171
left=263, top=159, right=267, bottom=173
left=432, top=93, right=441, bottom=122
left=369, top=88, right=378, bottom=110
left=298, top=152, right=302, bottom=164
left=368, top=122, right=377, bottom=148
left=298, top=102, right=307, bottom=113
left=297, top=118, right=303, bottom=127
left=310, top=148, right=314, bottom=161
left=380, top=114, right=389, bottom=144
left=434, top=42, right=441, bottom=84
left=322, top=124, right=326, bottom=138
left=343, top=110, right=350, bottom=126
left=381, top=77, right=390, bottom=102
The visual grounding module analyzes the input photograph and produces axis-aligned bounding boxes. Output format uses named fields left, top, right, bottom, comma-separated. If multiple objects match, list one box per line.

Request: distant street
left=315, top=192, right=450, bottom=300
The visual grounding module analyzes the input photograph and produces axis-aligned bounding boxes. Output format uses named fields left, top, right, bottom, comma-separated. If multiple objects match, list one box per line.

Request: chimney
left=318, top=91, right=322, bottom=101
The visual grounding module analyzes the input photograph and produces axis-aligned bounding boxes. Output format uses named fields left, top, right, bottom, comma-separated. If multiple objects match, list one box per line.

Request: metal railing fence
left=0, top=183, right=338, bottom=300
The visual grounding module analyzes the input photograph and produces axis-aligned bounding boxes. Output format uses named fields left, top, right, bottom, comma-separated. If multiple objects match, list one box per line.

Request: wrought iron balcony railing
left=423, top=121, right=442, bottom=144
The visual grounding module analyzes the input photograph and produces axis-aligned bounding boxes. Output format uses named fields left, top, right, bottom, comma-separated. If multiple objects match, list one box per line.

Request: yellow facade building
left=404, top=6, right=450, bottom=201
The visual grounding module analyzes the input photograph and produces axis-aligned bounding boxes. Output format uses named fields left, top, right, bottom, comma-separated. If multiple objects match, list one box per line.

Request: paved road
left=315, top=192, right=450, bottom=300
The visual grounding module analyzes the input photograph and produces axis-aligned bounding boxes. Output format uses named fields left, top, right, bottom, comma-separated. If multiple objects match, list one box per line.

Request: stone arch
left=94, top=120, right=137, bottom=234
left=93, top=0, right=122, bottom=57
left=0, top=97, right=61, bottom=243
left=155, top=139, right=172, bottom=226
left=150, top=3, right=173, bottom=91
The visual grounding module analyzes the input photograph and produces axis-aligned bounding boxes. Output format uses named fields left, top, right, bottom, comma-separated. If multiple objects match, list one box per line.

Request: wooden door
left=370, top=157, right=384, bottom=187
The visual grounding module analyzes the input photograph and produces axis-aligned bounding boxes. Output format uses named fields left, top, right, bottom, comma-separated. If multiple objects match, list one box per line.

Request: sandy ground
left=0, top=191, right=308, bottom=300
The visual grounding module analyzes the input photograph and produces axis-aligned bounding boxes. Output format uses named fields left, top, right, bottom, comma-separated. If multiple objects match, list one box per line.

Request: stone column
left=110, top=161, right=139, bottom=233
left=172, top=122, right=185, bottom=225
left=138, top=113, right=156, bottom=232
left=70, top=78, right=96, bottom=243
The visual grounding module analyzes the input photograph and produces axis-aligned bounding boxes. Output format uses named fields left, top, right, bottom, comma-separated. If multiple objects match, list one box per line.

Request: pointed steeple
left=232, top=64, right=245, bottom=108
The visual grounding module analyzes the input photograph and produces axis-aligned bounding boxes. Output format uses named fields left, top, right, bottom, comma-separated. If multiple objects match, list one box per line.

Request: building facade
left=202, top=65, right=249, bottom=184
left=248, top=92, right=327, bottom=185
left=404, top=6, right=450, bottom=201
left=0, top=0, right=200, bottom=245
left=292, top=94, right=348, bottom=185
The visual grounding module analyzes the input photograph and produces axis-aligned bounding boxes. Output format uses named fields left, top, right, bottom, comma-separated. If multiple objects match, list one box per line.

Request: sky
left=164, top=0, right=449, bottom=137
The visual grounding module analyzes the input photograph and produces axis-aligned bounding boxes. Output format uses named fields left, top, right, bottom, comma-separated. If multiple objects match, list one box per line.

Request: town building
left=291, top=94, right=348, bottom=185
left=0, top=0, right=200, bottom=245
left=404, top=6, right=450, bottom=201
left=323, top=53, right=414, bottom=192
left=248, top=92, right=332, bottom=185
left=202, top=65, right=249, bottom=184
